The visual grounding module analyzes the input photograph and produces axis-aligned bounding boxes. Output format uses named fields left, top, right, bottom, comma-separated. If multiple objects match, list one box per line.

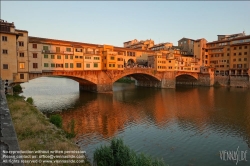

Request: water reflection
left=20, top=77, right=250, bottom=165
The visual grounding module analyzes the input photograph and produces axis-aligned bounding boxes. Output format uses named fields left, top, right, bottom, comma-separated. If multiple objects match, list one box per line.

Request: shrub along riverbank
left=6, top=94, right=90, bottom=166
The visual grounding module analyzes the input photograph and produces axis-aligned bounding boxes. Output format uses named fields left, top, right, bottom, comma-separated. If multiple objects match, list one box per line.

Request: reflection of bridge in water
left=29, top=68, right=214, bottom=93
left=60, top=87, right=250, bottom=148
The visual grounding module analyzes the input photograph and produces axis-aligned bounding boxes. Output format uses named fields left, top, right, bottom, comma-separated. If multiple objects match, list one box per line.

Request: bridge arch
left=176, top=73, right=198, bottom=86
left=175, top=72, right=198, bottom=80
left=28, top=71, right=98, bottom=85
left=112, top=69, right=161, bottom=83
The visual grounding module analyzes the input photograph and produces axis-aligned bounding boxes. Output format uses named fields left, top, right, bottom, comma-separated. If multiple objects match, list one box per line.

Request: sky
left=1, top=1, right=250, bottom=47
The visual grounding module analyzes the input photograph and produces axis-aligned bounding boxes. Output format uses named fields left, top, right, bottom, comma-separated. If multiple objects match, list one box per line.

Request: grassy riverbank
left=6, top=94, right=90, bottom=166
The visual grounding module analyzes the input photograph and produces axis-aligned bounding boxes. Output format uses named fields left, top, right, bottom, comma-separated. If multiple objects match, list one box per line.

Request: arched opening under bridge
left=176, top=74, right=198, bottom=86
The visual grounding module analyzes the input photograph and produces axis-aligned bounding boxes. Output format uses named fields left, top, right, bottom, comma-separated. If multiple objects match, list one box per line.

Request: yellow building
left=0, top=20, right=21, bottom=83
left=148, top=52, right=166, bottom=71
left=206, top=32, right=250, bottom=76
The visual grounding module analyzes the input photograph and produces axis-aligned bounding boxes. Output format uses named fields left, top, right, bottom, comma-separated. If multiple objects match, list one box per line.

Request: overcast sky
left=2, top=1, right=250, bottom=46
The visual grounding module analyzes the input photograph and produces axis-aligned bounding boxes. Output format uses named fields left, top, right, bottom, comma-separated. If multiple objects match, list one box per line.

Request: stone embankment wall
left=230, top=76, right=250, bottom=88
left=0, top=79, right=24, bottom=166
left=214, top=76, right=230, bottom=86
left=214, top=76, right=250, bottom=88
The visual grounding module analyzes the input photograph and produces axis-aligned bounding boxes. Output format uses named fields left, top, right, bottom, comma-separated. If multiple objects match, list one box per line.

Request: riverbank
left=6, top=94, right=90, bottom=166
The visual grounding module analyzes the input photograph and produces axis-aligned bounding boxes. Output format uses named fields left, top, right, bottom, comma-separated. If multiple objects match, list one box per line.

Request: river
left=20, top=77, right=250, bottom=166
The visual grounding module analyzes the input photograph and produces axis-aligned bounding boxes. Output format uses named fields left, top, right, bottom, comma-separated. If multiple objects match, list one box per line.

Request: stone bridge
left=28, top=68, right=214, bottom=93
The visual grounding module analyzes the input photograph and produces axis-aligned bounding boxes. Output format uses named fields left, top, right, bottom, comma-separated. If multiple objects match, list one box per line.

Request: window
left=85, top=56, right=91, bottom=59
left=233, top=59, right=236, bottom=62
left=113, top=64, right=115, bottom=67
left=227, top=48, right=230, bottom=51
left=244, top=64, right=247, bottom=68
left=66, top=48, right=71, bottom=52
left=51, top=55, right=55, bottom=59
left=18, top=41, right=24, bottom=47
left=244, top=52, right=247, bottom=55
left=44, top=54, right=48, bottom=58
left=19, top=53, right=24, bottom=57
left=75, top=56, right=78, bottom=59
left=3, top=64, right=9, bottom=69
left=19, top=62, right=25, bottom=69
left=244, top=58, right=247, bottom=61
left=51, top=63, right=55, bottom=67
left=2, top=36, right=7, bottom=41
left=239, top=52, right=242, bottom=55
left=80, top=56, right=83, bottom=59
left=20, top=74, right=24, bottom=79
left=233, top=64, right=236, bottom=68
left=57, top=55, right=61, bottom=59
left=2, top=49, right=8, bottom=54
left=70, top=63, right=73, bottom=68
left=65, top=55, right=68, bottom=59
left=33, top=53, right=37, bottom=58
left=33, top=44, right=37, bottom=48
left=56, top=47, right=60, bottom=52
left=237, top=64, right=242, bottom=68
left=76, top=63, right=81, bottom=68
left=94, top=63, right=98, bottom=67
left=70, top=55, right=73, bottom=59
left=245, top=46, right=248, bottom=49
left=44, top=63, right=49, bottom=67
left=86, top=64, right=90, bottom=68
left=221, top=53, right=224, bottom=57
left=227, top=53, right=229, bottom=56
left=110, top=56, right=115, bottom=60
left=56, top=64, right=63, bottom=68
left=43, top=46, right=48, bottom=50
left=109, top=64, right=111, bottom=67
left=234, top=47, right=236, bottom=50
left=65, top=63, right=68, bottom=68
left=239, top=58, right=241, bottom=61
left=33, top=63, right=38, bottom=68
left=94, top=57, right=99, bottom=60
left=239, top=46, right=242, bottom=49
left=234, top=53, right=236, bottom=56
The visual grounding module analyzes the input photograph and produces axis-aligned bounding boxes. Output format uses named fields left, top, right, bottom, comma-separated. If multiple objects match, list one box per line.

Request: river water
left=20, top=77, right=250, bottom=166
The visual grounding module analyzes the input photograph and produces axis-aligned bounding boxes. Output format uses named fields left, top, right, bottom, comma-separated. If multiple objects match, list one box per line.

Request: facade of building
left=123, top=39, right=154, bottom=50
left=206, top=32, right=250, bottom=76
left=178, top=37, right=195, bottom=56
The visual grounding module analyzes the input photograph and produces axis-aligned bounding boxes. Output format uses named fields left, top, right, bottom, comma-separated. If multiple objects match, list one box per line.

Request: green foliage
left=93, top=138, right=166, bottom=166
left=65, top=119, right=76, bottom=139
left=49, top=114, right=62, bottom=128
left=26, top=97, right=34, bottom=105
left=13, top=84, right=22, bottom=93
